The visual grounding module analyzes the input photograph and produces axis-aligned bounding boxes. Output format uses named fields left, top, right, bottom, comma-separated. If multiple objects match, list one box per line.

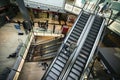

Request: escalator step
left=72, top=31, right=80, bottom=36
left=69, top=72, right=79, bottom=80
left=92, top=25, right=100, bottom=30
left=86, top=40, right=93, bottom=45
left=74, top=28, right=81, bottom=34
left=82, top=46, right=91, bottom=52
left=58, top=56, right=67, bottom=64
left=81, top=49, right=89, bottom=56
left=70, top=34, right=79, bottom=40
left=93, top=23, right=101, bottom=27
left=84, top=43, right=92, bottom=48
left=89, top=31, right=97, bottom=36
left=77, top=21, right=86, bottom=25
left=88, top=35, right=96, bottom=39
left=73, top=64, right=83, bottom=72
left=79, top=19, right=86, bottom=23
left=60, top=53, right=69, bottom=60
left=72, top=29, right=81, bottom=33
left=77, top=56, right=86, bottom=64
left=79, top=54, right=87, bottom=60
left=87, top=37, right=95, bottom=42
left=53, top=64, right=62, bottom=72
left=75, top=24, right=84, bottom=29
left=75, top=60, right=84, bottom=68
left=75, top=27, right=83, bottom=32
left=69, top=36, right=78, bottom=41
left=94, top=20, right=103, bottom=24
left=46, top=76, right=54, bottom=80
left=80, top=16, right=89, bottom=20
left=91, top=28, right=99, bottom=33
left=51, top=67, right=60, bottom=76
left=55, top=60, right=65, bottom=68
left=71, top=68, right=81, bottom=76
left=81, top=14, right=89, bottom=18
left=68, top=37, right=78, bottom=42
left=53, top=65, right=61, bottom=72
left=67, top=39, right=76, bottom=44
left=48, top=71, right=58, bottom=79
left=67, top=76, right=74, bottom=80
left=75, top=24, right=84, bottom=30
left=82, top=47, right=90, bottom=53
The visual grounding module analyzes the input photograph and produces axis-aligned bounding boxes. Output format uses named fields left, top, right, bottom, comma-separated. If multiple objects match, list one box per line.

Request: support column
left=16, top=0, right=32, bottom=30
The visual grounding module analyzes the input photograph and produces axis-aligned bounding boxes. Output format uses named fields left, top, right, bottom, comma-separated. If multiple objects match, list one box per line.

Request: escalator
left=41, top=11, right=92, bottom=80
left=62, top=16, right=106, bottom=80
left=32, top=38, right=63, bottom=60
left=41, top=42, right=61, bottom=54
left=39, top=42, right=62, bottom=59
left=38, top=38, right=62, bottom=55
left=34, top=37, right=62, bottom=46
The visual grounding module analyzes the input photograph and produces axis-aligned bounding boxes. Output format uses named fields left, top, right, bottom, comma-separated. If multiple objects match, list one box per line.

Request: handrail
left=107, top=9, right=114, bottom=26
left=7, top=32, right=34, bottom=80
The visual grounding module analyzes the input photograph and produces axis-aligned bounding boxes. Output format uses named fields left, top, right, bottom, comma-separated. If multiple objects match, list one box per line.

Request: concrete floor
left=0, top=23, right=27, bottom=73
left=18, top=61, right=52, bottom=80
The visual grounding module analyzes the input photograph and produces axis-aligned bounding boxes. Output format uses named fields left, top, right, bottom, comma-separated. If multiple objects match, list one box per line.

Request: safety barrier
left=7, top=32, right=34, bottom=80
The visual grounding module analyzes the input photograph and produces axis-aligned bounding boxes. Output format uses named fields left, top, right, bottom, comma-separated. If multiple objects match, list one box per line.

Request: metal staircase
left=41, top=11, right=92, bottom=80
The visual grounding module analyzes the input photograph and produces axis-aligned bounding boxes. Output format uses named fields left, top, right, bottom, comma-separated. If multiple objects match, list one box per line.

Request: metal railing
left=7, top=32, right=34, bottom=80
left=65, top=0, right=100, bottom=15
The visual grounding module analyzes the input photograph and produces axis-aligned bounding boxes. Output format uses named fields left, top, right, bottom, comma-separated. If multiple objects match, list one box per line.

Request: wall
left=29, top=0, right=65, bottom=8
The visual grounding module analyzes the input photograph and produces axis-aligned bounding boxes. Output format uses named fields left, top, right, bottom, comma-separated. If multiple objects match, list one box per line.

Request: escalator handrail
left=80, top=18, right=106, bottom=80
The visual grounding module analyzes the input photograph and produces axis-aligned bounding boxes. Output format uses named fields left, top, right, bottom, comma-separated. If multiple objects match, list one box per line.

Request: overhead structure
left=23, top=0, right=66, bottom=13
